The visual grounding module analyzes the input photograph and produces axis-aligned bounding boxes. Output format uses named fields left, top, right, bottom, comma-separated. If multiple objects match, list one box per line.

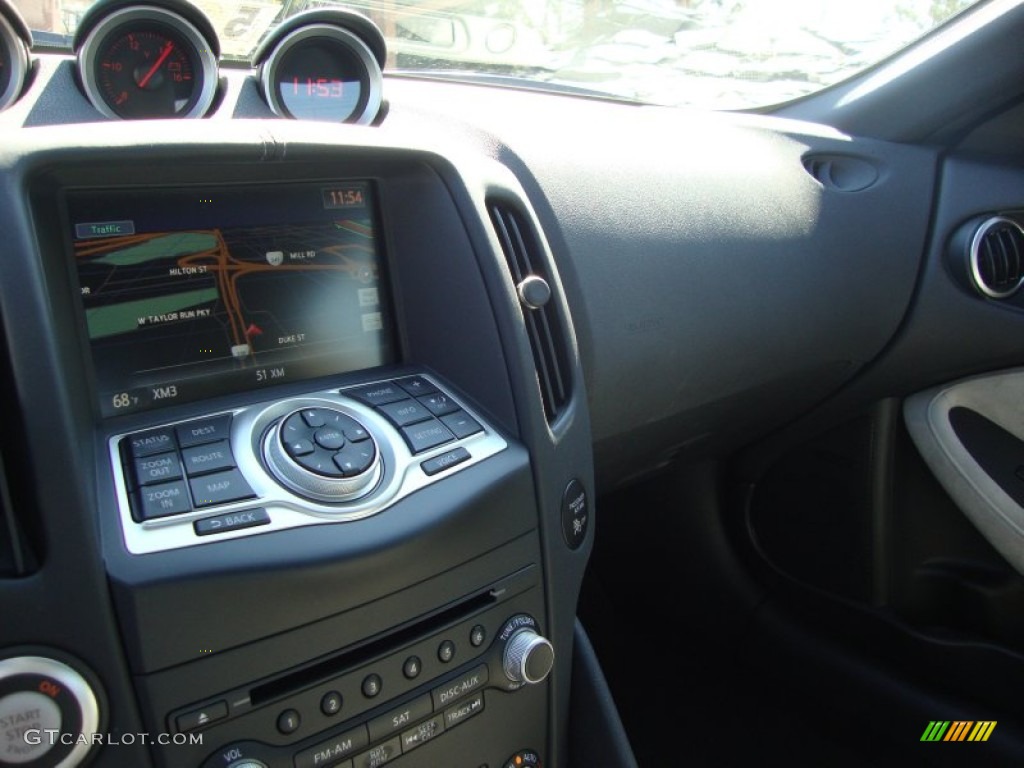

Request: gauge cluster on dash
left=0, top=0, right=386, bottom=123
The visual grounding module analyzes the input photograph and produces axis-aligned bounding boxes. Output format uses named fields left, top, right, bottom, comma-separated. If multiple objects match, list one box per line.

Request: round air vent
left=969, top=216, right=1024, bottom=299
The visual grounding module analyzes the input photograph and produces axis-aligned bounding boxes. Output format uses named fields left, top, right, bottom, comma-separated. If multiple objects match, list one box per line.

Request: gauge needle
left=137, top=41, right=174, bottom=89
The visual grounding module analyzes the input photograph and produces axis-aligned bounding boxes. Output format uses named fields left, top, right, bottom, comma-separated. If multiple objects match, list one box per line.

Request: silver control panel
left=109, top=375, right=507, bottom=555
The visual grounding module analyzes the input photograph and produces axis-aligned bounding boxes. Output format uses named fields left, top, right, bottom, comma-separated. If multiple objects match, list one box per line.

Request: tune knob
left=502, top=627, right=554, bottom=686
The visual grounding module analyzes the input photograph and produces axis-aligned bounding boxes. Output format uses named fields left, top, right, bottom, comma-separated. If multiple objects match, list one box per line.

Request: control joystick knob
left=499, top=615, right=554, bottom=686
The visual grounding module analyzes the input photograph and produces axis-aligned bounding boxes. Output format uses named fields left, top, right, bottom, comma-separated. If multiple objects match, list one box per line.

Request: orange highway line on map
left=75, top=229, right=376, bottom=355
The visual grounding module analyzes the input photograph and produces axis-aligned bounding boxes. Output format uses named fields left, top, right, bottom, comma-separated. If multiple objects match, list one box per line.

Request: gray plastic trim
left=108, top=375, right=507, bottom=555
left=904, top=368, right=1024, bottom=575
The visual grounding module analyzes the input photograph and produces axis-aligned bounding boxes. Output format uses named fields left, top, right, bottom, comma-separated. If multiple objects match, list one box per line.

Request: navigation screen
left=67, top=182, right=396, bottom=417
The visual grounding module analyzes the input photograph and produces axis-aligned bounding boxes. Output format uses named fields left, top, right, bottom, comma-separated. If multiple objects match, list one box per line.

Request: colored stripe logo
left=921, top=721, right=996, bottom=742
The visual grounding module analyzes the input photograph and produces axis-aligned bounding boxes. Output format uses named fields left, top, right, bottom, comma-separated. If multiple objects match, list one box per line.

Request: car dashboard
left=6, top=1, right=1024, bottom=767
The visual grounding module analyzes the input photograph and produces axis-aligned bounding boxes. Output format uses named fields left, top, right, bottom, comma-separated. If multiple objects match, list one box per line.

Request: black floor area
left=578, top=571, right=898, bottom=768
left=574, top=471, right=1013, bottom=768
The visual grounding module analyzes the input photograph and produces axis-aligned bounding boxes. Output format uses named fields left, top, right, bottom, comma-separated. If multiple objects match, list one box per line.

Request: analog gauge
left=260, top=24, right=382, bottom=124
left=0, top=9, right=29, bottom=112
left=77, top=6, right=217, bottom=119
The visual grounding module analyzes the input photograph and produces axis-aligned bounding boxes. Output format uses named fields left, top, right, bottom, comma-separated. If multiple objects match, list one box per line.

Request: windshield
left=16, top=0, right=979, bottom=109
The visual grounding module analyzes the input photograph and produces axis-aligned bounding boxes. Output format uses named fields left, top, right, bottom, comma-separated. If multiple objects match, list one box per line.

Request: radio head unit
left=66, top=181, right=397, bottom=417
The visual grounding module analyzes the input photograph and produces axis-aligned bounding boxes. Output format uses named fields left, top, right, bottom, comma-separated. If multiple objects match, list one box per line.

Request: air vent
left=489, top=202, right=571, bottom=423
left=970, top=217, right=1024, bottom=299
left=0, top=318, right=36, bottom=577
left=0, top=445, right=29, bottom=577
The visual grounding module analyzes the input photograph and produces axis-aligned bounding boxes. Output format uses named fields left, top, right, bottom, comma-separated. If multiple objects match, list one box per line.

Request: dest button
left=176, top=414, right=232, bottom=449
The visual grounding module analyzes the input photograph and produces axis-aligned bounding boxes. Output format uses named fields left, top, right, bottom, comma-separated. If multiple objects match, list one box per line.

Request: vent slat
left=0, top=449, right=26, bottom=576
left=971, top=218, right=1024, bottom=299
left=489, top=202, right=571, bottom=423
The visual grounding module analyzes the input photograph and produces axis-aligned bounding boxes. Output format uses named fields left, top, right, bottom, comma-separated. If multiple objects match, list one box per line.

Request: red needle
left=137, top=41, right=174, bottom=89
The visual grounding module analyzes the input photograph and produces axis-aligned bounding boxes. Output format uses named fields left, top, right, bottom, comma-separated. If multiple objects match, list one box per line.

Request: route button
left=182, top=441, right=235, bottom=476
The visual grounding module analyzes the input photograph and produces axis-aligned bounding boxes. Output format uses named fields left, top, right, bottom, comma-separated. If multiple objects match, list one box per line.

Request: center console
left=0, top=127, right=596, bottom=768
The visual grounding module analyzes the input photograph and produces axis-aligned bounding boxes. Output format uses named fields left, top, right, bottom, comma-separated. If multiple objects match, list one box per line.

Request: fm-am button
left=194, top=508, right=270, bottom=537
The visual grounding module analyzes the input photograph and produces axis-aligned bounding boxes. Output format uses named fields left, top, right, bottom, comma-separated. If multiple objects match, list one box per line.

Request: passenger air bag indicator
left=75, top=220, right=135, bottom=239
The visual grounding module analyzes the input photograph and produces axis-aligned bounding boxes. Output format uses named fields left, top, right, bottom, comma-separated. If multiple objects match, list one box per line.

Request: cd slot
left=250, top=583, right=502, bottom=706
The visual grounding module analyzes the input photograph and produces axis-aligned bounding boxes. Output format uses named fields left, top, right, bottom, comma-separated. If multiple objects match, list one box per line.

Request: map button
left=189, top=469, right=255, bottom=508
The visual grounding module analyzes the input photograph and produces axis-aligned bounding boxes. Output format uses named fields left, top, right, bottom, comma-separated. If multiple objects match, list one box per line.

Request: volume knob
left=503, top=629, right=554, bottom=685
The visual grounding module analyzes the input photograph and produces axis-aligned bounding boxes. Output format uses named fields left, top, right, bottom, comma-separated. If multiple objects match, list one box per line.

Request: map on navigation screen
left=68, top=182, right=395, bottom=416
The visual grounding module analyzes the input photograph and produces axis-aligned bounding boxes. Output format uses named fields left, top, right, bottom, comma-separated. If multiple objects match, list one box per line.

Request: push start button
left=0, top=655, right=101, bottom=768
left=0, top=690, right=62, bottom=764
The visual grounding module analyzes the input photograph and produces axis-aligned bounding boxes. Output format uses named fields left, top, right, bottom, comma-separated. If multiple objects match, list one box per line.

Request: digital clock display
left=322, top=186, right=366, bottom=209
left=275, top=38, right=367, bottom=122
